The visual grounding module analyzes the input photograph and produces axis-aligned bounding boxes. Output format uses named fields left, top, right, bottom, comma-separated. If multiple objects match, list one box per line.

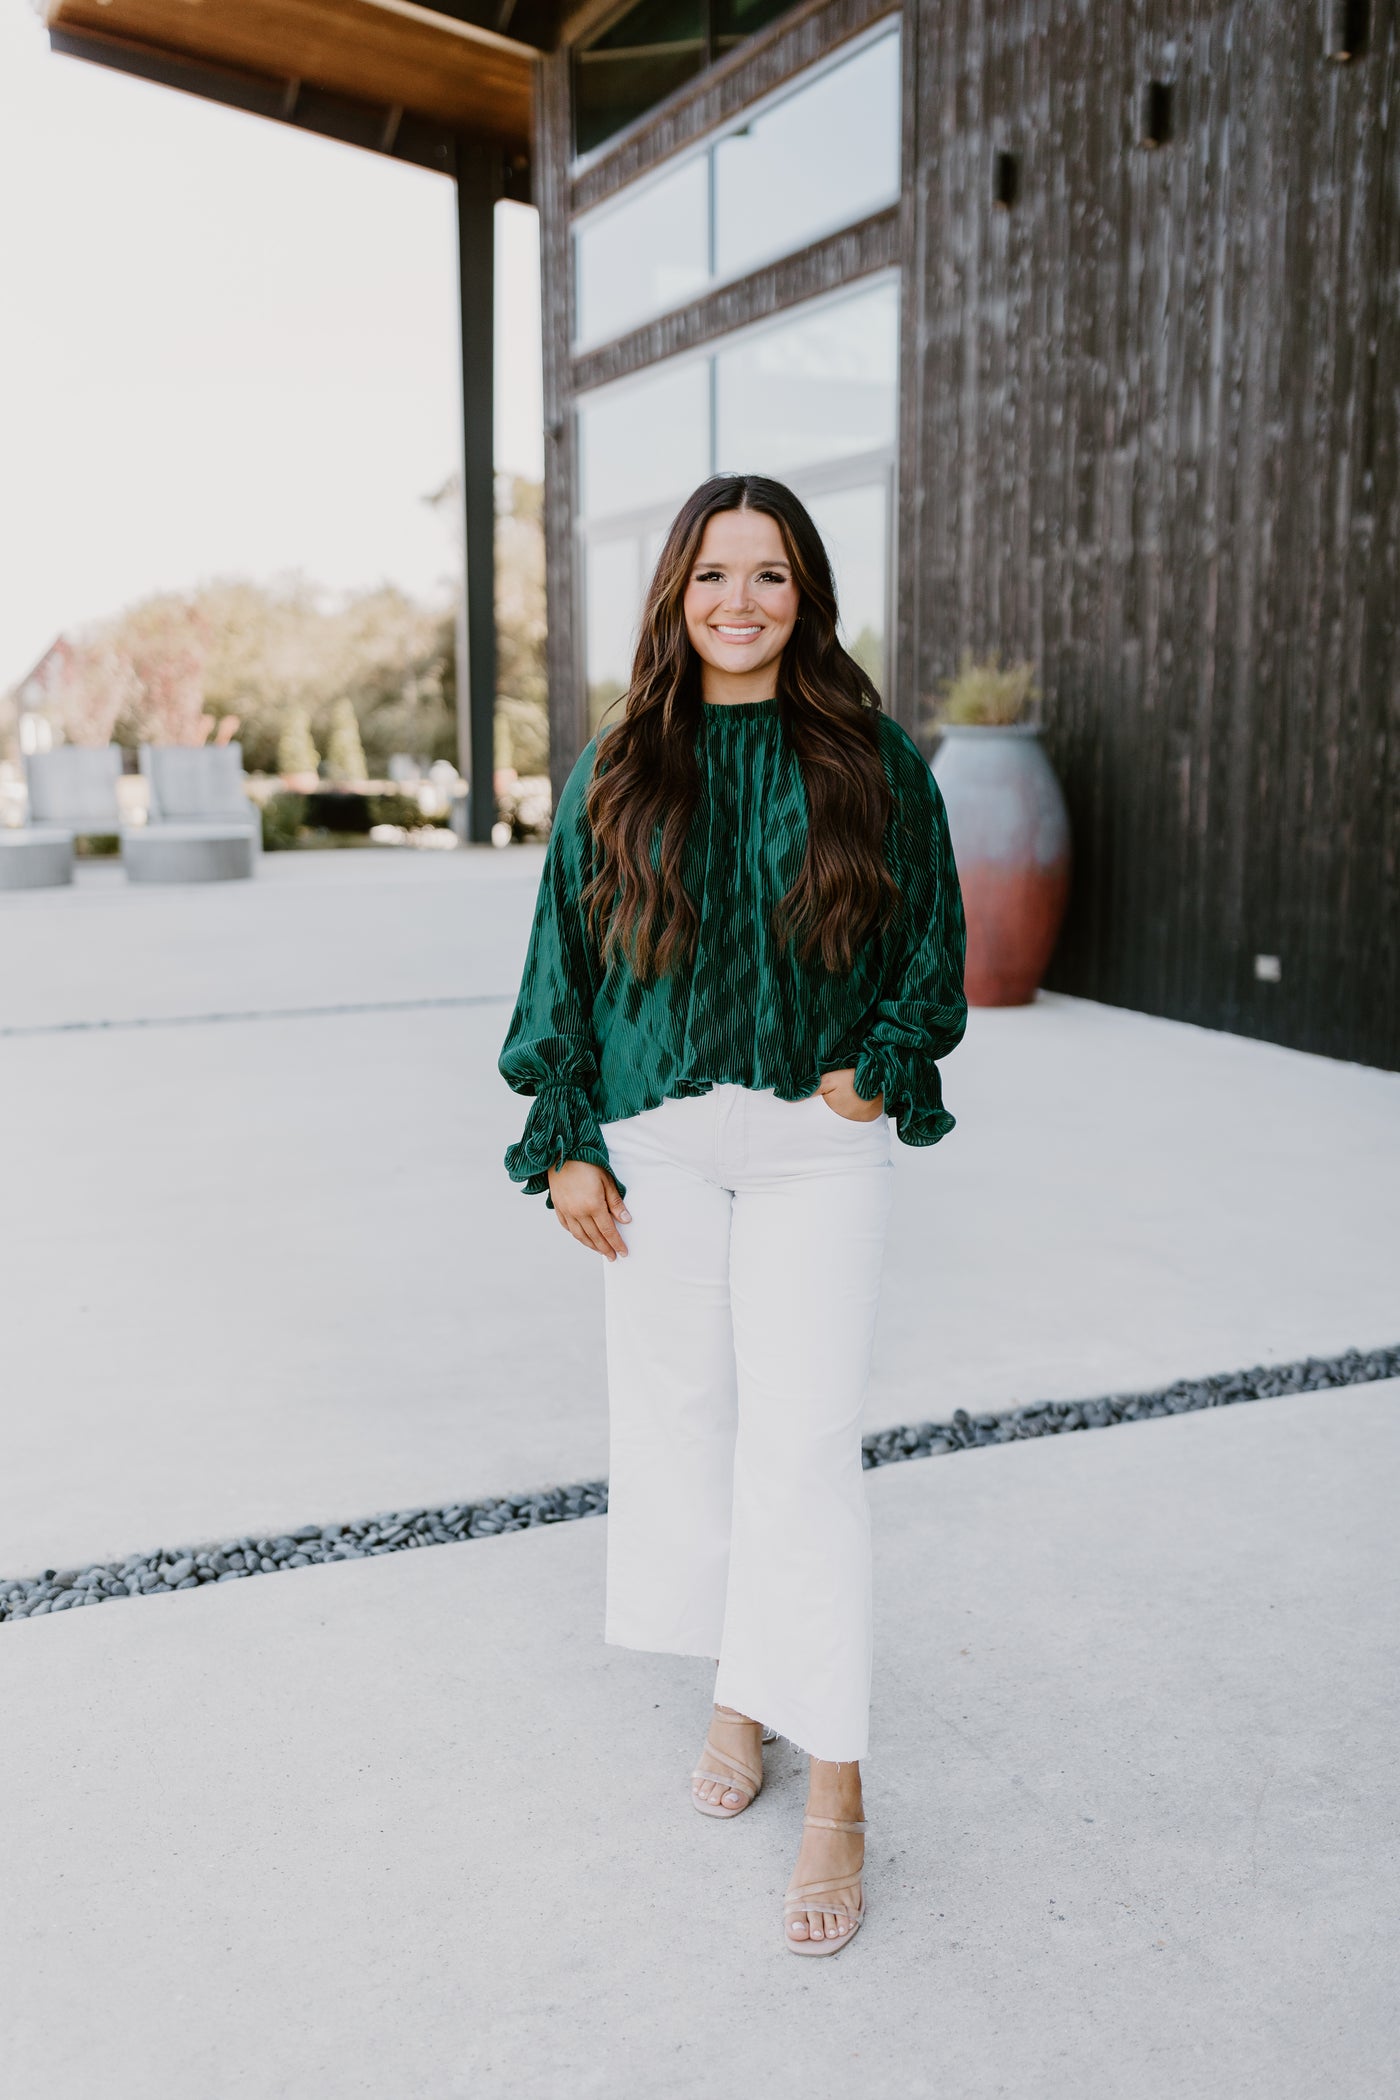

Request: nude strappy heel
left=690, top=1706, right=777, bottom=1819
left=783, top=1814, right=867, bottom=1955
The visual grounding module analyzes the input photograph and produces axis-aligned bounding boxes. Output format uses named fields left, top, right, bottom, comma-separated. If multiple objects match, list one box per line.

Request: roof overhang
left=46, top=0, right=543, bottom=174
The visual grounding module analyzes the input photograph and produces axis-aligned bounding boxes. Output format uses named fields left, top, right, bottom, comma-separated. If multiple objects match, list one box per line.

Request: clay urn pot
left=931, top=723, right=1071, bottom=1006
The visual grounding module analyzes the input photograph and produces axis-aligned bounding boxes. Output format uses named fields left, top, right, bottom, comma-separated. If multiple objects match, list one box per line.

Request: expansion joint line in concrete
left=4, top=1343, right=1396, bottom=1624
left=0, top=993, right=514, bottom=1039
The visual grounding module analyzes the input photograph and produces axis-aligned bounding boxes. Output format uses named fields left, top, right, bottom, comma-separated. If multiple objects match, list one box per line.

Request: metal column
left=454, top=140, right=499, bottom=844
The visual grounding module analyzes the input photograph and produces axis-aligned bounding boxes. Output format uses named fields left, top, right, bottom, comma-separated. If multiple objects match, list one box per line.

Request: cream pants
left=598, top=1084, right=894, bottom=1762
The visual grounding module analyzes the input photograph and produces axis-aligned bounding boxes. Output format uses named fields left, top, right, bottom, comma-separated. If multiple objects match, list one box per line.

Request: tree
left=277, top=707, right=320, bottom=781
left=35, top=640, right=140, bottom=747
left=323, top=697, right=367, bottom=784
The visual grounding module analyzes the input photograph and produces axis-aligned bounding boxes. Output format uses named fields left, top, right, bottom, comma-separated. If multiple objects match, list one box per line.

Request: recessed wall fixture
left=1325, top=0, right=1370, bottom=60
left=1139, top=79, right=1173, bottom=147
left=993, top=150, right=1019, bottom=210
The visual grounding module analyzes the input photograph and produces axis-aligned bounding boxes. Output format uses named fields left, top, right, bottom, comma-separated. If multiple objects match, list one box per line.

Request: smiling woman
left=498, top=471, right=967, bottom=1959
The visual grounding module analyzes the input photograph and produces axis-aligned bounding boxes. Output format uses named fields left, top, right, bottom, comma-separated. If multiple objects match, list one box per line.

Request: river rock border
left=4, top=1343, right=1396, bottom=1624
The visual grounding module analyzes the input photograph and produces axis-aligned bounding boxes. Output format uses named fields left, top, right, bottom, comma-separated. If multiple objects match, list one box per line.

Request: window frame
left=569, top=17, right=901, bottom=353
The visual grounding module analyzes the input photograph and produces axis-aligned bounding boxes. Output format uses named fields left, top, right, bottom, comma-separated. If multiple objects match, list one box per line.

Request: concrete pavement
left=2, top=848, right=1397, bottom=2099
left=3, top=1382, right=1396, bottom=2100
left=2, top=852, right=1397, bottom=1573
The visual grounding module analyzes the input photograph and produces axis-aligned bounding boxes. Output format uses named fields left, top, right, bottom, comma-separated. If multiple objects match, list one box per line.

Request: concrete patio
left=2, top=851, right=1397, bottom=2098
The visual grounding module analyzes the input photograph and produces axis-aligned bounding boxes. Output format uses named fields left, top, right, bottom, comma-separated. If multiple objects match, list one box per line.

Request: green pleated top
left=499, top=697, right=967, bottom=1202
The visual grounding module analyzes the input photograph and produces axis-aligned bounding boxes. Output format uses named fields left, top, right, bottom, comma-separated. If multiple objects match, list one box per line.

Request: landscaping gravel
left=3, top=1343, right=1395, bottom=1625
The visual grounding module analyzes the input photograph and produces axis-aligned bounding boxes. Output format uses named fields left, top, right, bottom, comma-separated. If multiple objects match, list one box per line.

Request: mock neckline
left=701, top=696, right=779, bottom=718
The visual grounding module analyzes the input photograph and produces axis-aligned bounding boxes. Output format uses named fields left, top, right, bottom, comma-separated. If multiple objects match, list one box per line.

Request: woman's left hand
left=817, top=1068, right=885, bottom=1122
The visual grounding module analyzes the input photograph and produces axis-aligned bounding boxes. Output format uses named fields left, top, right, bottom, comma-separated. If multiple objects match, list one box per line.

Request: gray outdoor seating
left=129, top=743, right=259, bottom=883
left=0, top=745, right=125, bottom=890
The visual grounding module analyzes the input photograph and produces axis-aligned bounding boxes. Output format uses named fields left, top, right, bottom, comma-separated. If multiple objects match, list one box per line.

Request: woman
left=499, top=474, right=966, bottom=1957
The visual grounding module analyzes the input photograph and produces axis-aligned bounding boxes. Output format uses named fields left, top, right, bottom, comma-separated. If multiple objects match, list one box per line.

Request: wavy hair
left=582, top=474, right=897, bottom=980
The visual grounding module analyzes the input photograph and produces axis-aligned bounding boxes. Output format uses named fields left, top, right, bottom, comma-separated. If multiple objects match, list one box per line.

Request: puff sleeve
left=498, top=740, right=623, bottom=1204
left=851, top=724, right=968, bottom=1145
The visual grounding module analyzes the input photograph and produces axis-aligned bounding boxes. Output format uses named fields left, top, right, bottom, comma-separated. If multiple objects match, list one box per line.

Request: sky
left=0, top=0, right=544, bottom=692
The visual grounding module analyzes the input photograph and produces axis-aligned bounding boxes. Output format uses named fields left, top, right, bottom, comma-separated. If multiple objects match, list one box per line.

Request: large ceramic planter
left=931, top=724, right=1071, bottom=1006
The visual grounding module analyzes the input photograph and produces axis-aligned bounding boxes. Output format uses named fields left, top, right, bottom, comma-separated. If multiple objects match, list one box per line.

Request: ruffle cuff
left=503, top=1085, right=625, bottom=1208
left=853, top=1044, right=956, bottom=1149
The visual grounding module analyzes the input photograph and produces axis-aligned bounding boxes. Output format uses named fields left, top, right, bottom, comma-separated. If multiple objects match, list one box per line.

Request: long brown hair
left=583, top=474, right=897, bottom=980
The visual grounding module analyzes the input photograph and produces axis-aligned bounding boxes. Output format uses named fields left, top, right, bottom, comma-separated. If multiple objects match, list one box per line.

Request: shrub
left=261, top=791, right=307, bottom=851
left=277, top=707, right=320, bottom=778
left=302, top=789, right=371, bottom=834
left=365, top=790, right=427, bottom=830
left=928, top=651, right=1041, bottom=728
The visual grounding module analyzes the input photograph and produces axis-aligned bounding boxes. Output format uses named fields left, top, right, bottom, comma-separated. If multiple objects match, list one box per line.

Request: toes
left=788, top=1914, right=809, bottom=1940
left=806, top=1908, right=825, bottom=1942
left=824, top=1910, right=841, bottom=1939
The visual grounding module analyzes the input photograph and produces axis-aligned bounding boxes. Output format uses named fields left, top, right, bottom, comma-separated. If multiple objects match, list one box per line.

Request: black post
left=454, top=139, right=499, bottom=843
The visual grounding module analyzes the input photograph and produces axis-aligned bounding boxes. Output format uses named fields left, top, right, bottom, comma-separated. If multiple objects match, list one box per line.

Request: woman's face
left=683, top=508, right=801, bottom=685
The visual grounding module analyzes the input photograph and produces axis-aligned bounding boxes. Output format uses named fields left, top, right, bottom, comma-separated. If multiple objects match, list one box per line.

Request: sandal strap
left=784, top=1886, right=864, bottom=1917
left=694, top=1738, right=762, bottom=1787
left=713, top=1706, right=778, bottom=1746
left=802, top=1814, right=866, bottom=1834
left=691, top=1765, right=758, bottom=1799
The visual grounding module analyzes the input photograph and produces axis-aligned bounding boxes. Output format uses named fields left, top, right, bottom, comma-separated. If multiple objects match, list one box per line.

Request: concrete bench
left=123, top=822, right=256, bottom=884
left=135, top=744, right=259, bottom=883
left=4, top=747, right=127, bottom=890
left=0, top=827, right=75, bottom=889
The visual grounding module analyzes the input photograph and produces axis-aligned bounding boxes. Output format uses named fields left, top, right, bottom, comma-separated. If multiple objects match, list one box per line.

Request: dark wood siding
left=544, top=0, right=1399, bottom=1068
left=906, top=0, right=1399, bottom=1068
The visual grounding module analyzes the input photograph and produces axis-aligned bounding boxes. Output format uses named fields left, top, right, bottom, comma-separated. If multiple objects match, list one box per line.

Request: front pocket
left=813, top=1090, right=883, bottom=1129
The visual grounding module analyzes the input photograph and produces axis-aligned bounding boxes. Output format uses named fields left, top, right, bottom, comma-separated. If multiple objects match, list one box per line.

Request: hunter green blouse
left=499, top=697, right=967, bottom=1201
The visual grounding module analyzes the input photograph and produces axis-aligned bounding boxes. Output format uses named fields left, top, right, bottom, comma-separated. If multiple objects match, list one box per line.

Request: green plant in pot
left=925, top=652, right=1071, bottom=1006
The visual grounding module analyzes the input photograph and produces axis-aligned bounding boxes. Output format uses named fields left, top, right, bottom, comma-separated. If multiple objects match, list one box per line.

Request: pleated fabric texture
left=499, top=697, right=968, bottom=1204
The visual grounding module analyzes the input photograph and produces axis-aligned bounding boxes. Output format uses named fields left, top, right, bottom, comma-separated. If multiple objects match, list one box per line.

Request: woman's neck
left=699, top=659, right=781, bottom=707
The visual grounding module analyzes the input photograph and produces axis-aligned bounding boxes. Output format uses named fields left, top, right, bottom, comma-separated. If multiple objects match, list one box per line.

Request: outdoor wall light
left=1325, top=0, right=1369, bottom=59
left=1254, top=954, right=1282, bottom=984
left=993, top=150, right=1019, bottom=211
left=1138, top=79, right=1173, bottom=148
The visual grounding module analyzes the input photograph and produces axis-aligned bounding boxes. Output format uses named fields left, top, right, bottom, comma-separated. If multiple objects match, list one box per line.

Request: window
left=714, top=279, right=899, bottom=475
left=572, top=24, right=901, bottom=350
left=576, top=356, right=711, bottom=523
left=576, top=277, right=898, bottom=729
left=574, top=156, right=710, bottom=351
left=712, top=33, right=901, bottom=281
left=574, top=0, right=793, bottom=158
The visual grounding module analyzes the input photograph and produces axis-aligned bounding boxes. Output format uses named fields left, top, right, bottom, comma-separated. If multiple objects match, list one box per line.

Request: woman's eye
left=694, top=570, right=724, bottom=583
left=757, top=571, right=788, bottom=584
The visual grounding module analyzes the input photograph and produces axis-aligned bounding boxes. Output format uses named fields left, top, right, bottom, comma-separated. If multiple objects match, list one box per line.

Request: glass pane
left=714, top=280, right=899, bottom=479
left=577, top=357, right=711, bottom=521
left=574, top=157, right=710, bottom=349
left=585, top=535, right=645, bottom=729
left=711, top=0, right=796, bottom=59
left=574, top=0, right=707, bottom=157
left=804, top=482, right=889, bottom=694
left=713, top=33, right=901, bottom=282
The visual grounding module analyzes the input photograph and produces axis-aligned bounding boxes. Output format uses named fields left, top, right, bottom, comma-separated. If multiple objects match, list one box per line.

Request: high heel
left=783, top=1814, right=866, bottom=1956
left=690, top=1705, right=773, bottom=1819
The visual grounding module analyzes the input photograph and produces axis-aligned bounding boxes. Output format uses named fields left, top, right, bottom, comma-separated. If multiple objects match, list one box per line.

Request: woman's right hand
left=547, top=1160, right=631, bottom=1260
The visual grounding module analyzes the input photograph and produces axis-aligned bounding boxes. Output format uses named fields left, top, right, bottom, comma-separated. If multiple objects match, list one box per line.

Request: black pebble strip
left=4, top=1343, right=1395, bottom=1624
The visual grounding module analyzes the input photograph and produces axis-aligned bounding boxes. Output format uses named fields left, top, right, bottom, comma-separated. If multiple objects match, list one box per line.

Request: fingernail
left=620, top=1210, right=632, bottom=1221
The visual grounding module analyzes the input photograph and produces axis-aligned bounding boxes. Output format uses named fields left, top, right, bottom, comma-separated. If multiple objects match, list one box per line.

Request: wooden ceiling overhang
left=46, top=0, right=548, bottom=177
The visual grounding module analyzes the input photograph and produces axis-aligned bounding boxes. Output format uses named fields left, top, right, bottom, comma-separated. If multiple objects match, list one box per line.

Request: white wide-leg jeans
left=598, top=1084, right=894, bottom=1762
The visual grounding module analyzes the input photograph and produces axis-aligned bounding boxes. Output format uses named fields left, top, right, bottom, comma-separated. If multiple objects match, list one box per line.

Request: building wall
left=539, top=0, right=1400, bottom=1070
left=904, top=0, right=1399, bottom=1068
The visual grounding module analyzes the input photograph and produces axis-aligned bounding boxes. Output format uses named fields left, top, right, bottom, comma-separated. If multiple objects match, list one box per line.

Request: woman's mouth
left=711, top=623, right=764, bottom=642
